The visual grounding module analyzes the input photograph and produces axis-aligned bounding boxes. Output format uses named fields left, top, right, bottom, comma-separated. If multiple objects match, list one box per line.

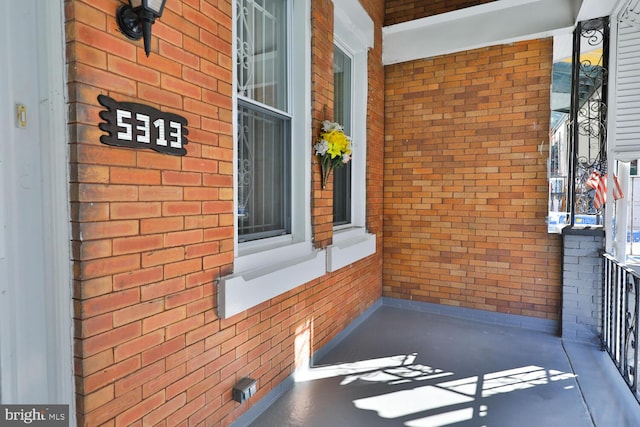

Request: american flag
left=585, top=170, right=624, bottom=209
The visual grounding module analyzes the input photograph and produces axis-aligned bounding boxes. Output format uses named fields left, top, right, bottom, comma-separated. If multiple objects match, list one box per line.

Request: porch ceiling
left=382, top=0, right=619, bottom=65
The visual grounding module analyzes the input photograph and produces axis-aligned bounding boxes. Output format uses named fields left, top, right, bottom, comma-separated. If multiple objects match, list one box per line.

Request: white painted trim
left=291, top=0, right=314, bottom=245
left=0, top=0, right=73, bottom=413
left=610, top=20, right=640, bottom=161
left=577, top=0, right=621, bottom=22
left=327, top=229, right=376, bottom=272
left=333, top=41, right=368, bottom=231
left=236, top=240, right=313, bottom=272
left=607, top=6, right=621, bottom=255
left=333, top=0, right=374, bottom=49
left=219, top=249, right=326, bottom=318
left=332, top=0, right=372, bottom=242
left=607, top=0, right=639, bottom=258
left=232, top=0, right=239, bottom=257
left=382, top=0, right=579, bottom=64
left=0, top=10, right=8, bottom=263
left=0, top=0, right=13, bottom=404
left=37, top=1, right=74, bottom=418
left=612, top=162, right=630, bottom=261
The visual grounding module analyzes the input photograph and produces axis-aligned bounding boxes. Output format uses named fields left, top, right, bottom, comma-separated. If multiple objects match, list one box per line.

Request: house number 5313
left=98, top=94, right=189, bottom=156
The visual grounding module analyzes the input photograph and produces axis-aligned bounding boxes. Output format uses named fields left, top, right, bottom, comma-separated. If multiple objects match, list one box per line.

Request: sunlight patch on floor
left=294, top=353, right=421, bottom=382
left=338, top=357, right=578, bottom=426
left=292, top=340, right=579, bottom=426
left=482, top=365, right=576, bottom=397
left=353, top=384, right=475, bottom=418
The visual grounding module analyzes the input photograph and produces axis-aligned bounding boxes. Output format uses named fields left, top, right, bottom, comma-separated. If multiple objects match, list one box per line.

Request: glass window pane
left=237, top=102, right=291, bottom=241
left=236, top=0, right=291, bottom=243
left=333, top=166, right=351, bottom=225
left=236, top=0, right=288, bottom=111
left=548, top=18, right=609, bottom=232
left=333, top=46, right=351, bottom=133
left=572, top=20, right=607, bottom=227
left=333, top=45, right=352, bottom=226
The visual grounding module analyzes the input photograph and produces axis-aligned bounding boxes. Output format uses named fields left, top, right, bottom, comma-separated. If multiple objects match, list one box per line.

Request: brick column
left=562, top=227, right=605, bottom=343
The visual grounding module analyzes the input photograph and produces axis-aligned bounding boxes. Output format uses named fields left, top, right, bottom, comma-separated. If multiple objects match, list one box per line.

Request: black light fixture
left=116, top=0, right=167, bottom=57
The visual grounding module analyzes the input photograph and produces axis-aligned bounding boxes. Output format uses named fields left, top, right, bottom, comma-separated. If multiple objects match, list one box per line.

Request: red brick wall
left=383, top=39, right=562, bottom=320
left=385, top=0, right=497, bottom=26
left=67, top=0, right=383, bottom=425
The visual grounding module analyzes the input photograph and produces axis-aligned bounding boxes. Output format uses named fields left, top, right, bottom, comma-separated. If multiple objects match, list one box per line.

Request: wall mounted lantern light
left=116, top=0, right=167, bottom=57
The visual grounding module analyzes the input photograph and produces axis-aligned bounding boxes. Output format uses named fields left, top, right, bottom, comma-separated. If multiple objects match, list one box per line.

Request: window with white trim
left=236, top=0, right=290, bottom=242
left=547, top=17, right=609, bottom=233
left=220, top=0, right=322, bottom=319
left=327, top=0, right=376, bottom=272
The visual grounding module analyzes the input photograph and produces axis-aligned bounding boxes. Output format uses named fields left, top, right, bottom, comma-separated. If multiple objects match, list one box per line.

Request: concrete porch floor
left=242, top=303, right=640, bottom=427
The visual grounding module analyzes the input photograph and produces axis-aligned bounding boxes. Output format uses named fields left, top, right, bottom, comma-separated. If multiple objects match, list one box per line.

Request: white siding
left=614, top=4, right=640, bottom=160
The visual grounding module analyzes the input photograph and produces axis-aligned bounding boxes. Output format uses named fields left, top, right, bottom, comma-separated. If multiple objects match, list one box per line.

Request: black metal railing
left=602, top=253, right=640, bottom=402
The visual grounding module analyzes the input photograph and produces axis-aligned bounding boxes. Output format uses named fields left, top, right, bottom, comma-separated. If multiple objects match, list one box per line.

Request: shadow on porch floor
left=238, top=302, right=640, bottom=427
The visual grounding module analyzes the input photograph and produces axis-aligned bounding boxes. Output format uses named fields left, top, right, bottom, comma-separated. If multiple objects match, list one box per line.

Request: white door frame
left=0, top=0, right=74, bottom=421
left=37, top=0, right=75, bottom=415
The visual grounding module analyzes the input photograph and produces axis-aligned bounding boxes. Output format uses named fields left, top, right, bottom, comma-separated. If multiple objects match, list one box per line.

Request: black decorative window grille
left=237, top=103, right=290, bottom=241
left=236, top=0, right=291, bottom=242
left=548, top=17, right=610, bottom=232
left=569, top=17, right=610, bottom=226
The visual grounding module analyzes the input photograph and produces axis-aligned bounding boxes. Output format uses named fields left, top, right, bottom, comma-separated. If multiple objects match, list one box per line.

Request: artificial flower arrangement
left=314, top=120, right=352, bottom=189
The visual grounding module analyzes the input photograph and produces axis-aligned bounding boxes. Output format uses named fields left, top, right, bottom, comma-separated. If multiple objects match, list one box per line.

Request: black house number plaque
left=98, top=94, right=189, bottom=156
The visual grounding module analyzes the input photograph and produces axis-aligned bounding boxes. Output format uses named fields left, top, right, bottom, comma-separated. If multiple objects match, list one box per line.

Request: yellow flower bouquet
left=314, top=120, right=352, bottom=189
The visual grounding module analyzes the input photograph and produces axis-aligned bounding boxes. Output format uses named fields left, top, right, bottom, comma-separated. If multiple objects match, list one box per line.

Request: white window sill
left=327, top=228, right=376, bottom=272
left=219, top=242, right=326, bottom=319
